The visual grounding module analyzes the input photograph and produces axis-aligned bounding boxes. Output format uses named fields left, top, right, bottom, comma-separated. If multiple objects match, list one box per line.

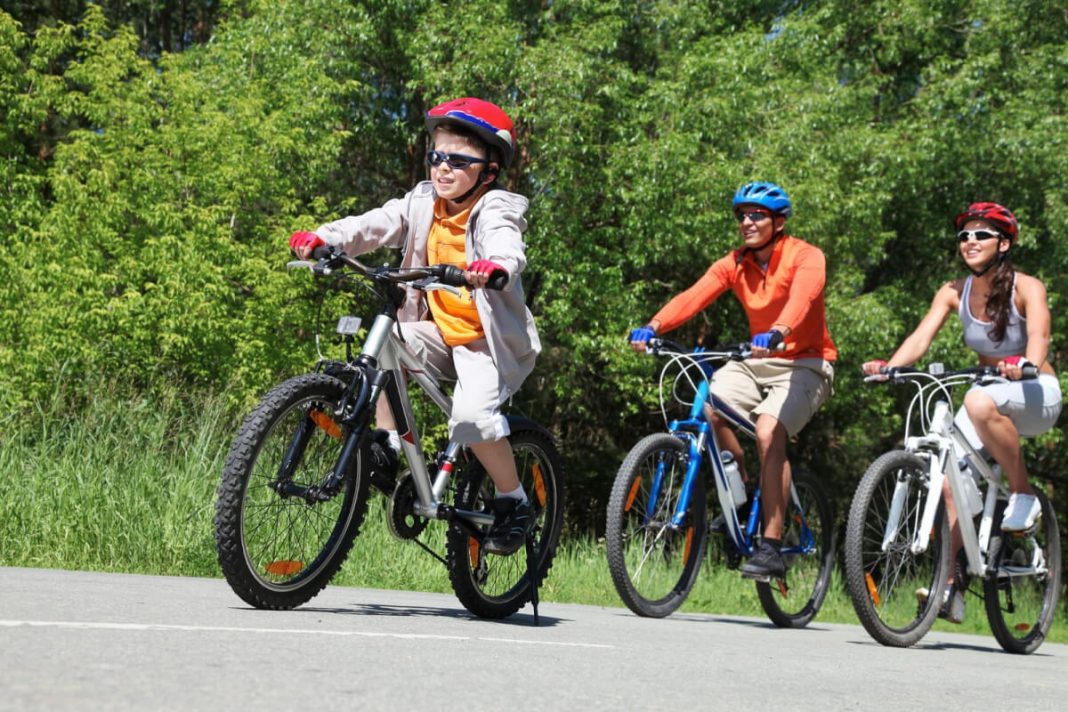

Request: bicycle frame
left=656, top=355, right=816, bottom=559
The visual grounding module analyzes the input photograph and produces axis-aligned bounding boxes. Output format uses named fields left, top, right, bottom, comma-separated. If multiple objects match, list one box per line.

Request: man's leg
left=754, top=414, right=790, bottom=540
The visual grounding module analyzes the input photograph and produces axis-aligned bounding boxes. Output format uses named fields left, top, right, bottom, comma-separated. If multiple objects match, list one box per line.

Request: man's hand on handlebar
left=628, top=324, right=656, bottom=352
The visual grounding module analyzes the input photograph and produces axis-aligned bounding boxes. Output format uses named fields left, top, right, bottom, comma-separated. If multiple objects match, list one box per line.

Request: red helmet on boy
left=954, top=202, right=1019, bottom=242
left=425, top=97, right=516, bottom=169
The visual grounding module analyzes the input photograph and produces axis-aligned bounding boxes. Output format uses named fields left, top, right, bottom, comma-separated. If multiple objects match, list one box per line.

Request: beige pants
left=397, top=320, right=511, bottom=444
left=710, top=357, right=834, bottom=436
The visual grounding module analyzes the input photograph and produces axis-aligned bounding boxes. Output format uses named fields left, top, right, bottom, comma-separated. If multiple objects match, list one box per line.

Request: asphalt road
left=1, top=567, right=1065, bottom=710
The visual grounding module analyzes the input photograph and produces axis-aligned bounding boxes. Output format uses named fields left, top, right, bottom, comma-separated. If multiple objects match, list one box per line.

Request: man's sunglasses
left=957, top=229, right=1002, bottom=243
left=426, top=150, right=488, bottom=169
left=735, top=210, right=772, bottom=223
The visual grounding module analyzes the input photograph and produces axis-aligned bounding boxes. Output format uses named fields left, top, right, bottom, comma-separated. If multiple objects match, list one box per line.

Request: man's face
left=734, top=204, right=782, bottom=249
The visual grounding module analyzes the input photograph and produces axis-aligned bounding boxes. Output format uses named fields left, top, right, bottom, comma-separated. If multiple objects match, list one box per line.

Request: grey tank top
left=959, top=274, right=1028, bottom=357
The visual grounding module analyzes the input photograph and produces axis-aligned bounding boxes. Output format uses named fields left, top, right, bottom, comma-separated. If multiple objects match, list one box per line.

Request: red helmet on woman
left=425, top=97, right=516, bottom=169
left=954, top=202, right=1019, bottom=242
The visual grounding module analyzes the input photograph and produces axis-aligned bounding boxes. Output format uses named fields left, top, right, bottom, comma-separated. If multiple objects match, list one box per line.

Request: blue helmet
left=732, top=181, right=792, bottom=218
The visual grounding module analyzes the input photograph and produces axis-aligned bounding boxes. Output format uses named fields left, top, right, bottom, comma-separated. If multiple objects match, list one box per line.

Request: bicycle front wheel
left=605, top=433, right=707, bottom=618
left=983, top=489, right=1062, bottom=654
left=214, top=373, right=371, bottom=609
left=756, top=468, right=835, bottom=628
left=446, top=428, right=565, bottom=619
left=844, top=450, right=950, bottom=647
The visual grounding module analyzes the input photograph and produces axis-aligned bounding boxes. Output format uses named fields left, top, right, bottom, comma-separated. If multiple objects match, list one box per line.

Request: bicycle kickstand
left=525, top=533, right=540, bottom=626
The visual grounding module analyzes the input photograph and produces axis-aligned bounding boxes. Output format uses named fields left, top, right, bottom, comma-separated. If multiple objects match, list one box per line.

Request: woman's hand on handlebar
left=998, top=355, right=1035, bottom=381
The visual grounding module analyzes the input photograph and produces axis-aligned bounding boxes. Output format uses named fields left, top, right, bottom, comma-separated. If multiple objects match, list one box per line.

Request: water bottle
left=957, top=458, right=983, bottom=518
left=721, top=451, right=747, bottom=508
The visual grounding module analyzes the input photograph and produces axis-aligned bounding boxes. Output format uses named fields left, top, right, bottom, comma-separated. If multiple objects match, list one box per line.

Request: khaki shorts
left=709, top=358, right=834, bottom=437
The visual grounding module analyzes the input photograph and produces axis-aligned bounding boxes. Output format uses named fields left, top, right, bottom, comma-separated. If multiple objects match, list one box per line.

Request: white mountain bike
left=844, top=364, right=1060, bottom=654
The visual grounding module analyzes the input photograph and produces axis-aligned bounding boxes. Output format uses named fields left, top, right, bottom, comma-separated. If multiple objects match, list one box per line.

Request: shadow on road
left=273, top=603, right=565, bottom=628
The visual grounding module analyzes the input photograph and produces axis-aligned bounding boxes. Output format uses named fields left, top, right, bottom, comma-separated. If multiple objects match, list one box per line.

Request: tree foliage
left=1, top=0, right=1066, bottom=531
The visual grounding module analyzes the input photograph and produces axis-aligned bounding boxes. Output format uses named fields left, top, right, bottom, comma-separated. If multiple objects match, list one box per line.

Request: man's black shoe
left=368, top=429, right=398, bottom=494
left=741, top=541, right=786, bottom=580
left=482, top=498, right=535, bottom=556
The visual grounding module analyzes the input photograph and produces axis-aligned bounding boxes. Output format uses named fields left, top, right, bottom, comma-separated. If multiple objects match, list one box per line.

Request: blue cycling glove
left=751, top=329, right=784, bottom=351
left=629, top=324, right=656, bottom=343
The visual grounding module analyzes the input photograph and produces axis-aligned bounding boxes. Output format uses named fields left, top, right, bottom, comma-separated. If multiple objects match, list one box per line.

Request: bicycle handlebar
left=867, top=364, right=1038, bottom=383
left=304, top=245, right=508, bottom=290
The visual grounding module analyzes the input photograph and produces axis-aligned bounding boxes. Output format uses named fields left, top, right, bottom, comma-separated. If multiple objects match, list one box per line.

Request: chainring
left=387, top=470, right=428, bottom=540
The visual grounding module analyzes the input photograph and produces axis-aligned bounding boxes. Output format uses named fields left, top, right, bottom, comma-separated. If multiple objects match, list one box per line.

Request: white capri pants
left=954, top=373, right=1063, bottom=452
left=396, top=320, right=511, bottom=444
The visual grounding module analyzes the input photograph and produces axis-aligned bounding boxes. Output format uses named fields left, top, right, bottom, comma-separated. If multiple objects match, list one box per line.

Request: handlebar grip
left=437, top=264, right=468, bottom=287
left=485, top=269, right=508, bottom=290
left=312, top=245, right=335, bottom=260
left=1022, top=364, right=1038, bottom=379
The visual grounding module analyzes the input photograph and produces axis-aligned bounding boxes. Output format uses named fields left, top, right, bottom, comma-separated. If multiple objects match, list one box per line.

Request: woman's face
left=958, top=218, right=1009, bottom=271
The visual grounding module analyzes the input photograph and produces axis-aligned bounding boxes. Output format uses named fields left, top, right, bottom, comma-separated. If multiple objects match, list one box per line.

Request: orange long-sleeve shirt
left=651, top=235, right=837, bottom=361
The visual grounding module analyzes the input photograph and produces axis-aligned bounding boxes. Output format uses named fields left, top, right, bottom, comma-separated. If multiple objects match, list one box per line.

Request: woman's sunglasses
left=426, top=150, right=488, bottom=169
left=957, top=229, right=1002, bottom=243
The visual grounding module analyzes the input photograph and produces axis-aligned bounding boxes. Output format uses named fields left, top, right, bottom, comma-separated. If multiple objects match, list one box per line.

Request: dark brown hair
left=984, top=252, right=1016, bottom=343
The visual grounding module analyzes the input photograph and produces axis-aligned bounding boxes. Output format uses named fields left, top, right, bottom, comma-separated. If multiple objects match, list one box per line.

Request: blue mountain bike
left=605, top=339, right=834, bottom=625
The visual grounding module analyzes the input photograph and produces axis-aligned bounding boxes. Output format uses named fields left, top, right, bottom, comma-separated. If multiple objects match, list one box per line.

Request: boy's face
left=430, top=129, right=493, bottom=203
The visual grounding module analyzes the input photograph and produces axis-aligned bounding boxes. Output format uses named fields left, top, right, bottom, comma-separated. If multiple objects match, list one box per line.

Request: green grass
left=2, top=386, right=1066, bottom=646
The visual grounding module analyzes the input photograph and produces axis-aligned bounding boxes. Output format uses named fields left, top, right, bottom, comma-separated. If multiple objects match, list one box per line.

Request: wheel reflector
left=684, top=527, right=693, bottom=560
left=469, top=538, right=480, bottom=568
left=624, top=476, right=642, bottom=512
left=1015, top=623, right=1031, bottom=632
left=265, top=560, right=304, bottom=576
left=309, top=409, right=341, bottom=439
left=533, top=463, right=547, bottom=507
left=865, top=572, right=882, bottom=607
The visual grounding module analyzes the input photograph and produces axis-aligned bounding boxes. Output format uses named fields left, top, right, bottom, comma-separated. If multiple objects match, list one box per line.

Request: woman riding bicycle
left=862, top=201, right=1062, bottom=621
left=288, top=97, right=541, bottom=556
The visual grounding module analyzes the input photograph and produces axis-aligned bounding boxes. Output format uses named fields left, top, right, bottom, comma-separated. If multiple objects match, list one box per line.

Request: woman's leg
left=962, top=389, right=1031, bottom=494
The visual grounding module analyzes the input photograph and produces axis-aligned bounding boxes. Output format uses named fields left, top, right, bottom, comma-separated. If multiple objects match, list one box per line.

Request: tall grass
left=2, top=387, right=1065, bottom=644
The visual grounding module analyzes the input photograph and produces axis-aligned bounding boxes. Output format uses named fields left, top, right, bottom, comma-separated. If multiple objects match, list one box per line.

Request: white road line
left=0, top=620, right=613, bottom=649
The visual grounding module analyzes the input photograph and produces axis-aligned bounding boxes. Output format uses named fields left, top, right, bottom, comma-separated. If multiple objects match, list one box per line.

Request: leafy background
left=1, top=0, right=1066, bottom=542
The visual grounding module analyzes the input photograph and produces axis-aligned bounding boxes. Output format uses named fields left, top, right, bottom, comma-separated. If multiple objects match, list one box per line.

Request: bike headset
left=954, top=201, right=1019, bottom=278
left=731, top=181, right=793, bottom=256
left=425, top=97, right=517, bottom=205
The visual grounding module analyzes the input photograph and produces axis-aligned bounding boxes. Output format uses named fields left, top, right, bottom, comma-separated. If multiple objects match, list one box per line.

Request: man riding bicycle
left=629, top=181, right=836, bottom=580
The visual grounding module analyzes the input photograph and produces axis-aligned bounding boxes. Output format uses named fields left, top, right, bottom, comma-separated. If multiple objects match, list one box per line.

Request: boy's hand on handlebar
left=289, top=231, right=324, bottom=260
left=628, top=324, right=656, bottom=352
left=999, top=355, right=1033, bottom=380
left=750, top=329, right=784, bottom=358
left=465, top=259, right=505, bottom=289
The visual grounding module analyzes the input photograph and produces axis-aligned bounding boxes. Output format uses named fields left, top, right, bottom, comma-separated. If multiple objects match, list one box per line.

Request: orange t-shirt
left=426, top=199, right=484, bottom=346
left=651, top=235, right=837, bottom=361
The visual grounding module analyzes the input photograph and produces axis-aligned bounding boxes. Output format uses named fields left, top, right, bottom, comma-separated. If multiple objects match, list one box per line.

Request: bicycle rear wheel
left=756, top=468, right=835, bottom=628
left=605, top=433, right=707, bottom=618
left=844, top=450, right=950, bottom=647
left=983, top=490, right=1062, bottom=654
left=214, top=373, right=371, bottom=609
left=446, top=428, right=565, bottom=619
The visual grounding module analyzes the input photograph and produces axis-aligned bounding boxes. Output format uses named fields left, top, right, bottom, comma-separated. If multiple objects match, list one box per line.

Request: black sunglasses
left=957, top=229, right=1001, bottom=243
left=426, top=150, right=488, bottom=169
left=735, top=210, right=772, bottom=223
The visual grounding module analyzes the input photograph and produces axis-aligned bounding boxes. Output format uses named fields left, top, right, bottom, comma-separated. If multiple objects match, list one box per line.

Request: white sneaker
left=1001, top=493, right=1041, bottom=532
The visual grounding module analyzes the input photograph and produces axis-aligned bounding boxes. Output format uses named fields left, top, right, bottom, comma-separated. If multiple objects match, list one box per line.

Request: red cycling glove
left=1003, top=356, right=1033, bottom=368
left=467, top=259, right=504, bottom=276
left=289, top=231, right=324, bottom=253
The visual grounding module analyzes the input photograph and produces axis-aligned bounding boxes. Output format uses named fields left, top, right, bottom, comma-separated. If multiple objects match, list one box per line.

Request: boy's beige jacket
left=315, top=181, right=540, bottom=392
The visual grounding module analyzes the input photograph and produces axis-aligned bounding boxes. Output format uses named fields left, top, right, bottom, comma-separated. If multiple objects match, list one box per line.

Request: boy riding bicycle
left=288, top=97, right=541, bottom=556
left=629, top=181, right=836, bottom=580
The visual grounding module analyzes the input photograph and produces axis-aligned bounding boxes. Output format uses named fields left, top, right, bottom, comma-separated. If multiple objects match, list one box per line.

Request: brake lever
left=412, top=277, right=462, bottom=296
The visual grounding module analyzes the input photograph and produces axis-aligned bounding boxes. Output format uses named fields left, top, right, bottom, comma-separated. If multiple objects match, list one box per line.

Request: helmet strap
left=968, top=239, right=1010, bottom=277
left=445, top=168, right=496, bottom=206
